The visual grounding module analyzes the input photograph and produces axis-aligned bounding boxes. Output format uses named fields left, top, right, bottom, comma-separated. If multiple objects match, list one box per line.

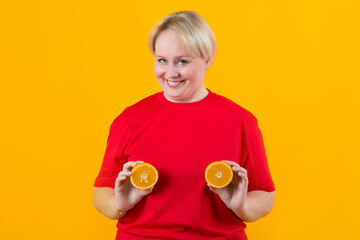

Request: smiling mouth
left=165, top=79, right=185, bottom=87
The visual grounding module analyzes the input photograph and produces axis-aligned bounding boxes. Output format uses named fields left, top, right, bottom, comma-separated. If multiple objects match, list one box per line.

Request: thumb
left=208, top=183, right=220, bottom=194
left=138, top=187, right=154, bottom=197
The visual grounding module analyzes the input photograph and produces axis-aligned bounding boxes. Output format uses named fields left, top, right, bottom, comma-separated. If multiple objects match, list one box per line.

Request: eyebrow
left=155, top=55, right=194, bottom=59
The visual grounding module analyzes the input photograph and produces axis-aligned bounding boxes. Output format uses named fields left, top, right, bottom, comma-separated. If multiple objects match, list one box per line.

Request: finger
left=207, top=183, right=222, bottom=194
left=117, top=171, right=132, bottom=178
left=222, top=160, right=240, bottom=168
left=207, top=183, right=215, bottom=192
left=115, top=174, right=128, bottom=185
left=237, top=172, right=249, bottom=186
left=230, top=172, right=248, bottom=193
left=232, top=166, right=247, bottom=175
left=123, top=160, right=144, bottom=172
left=122, top=161, right=143, bottom=172
left=115, top=171, right=133, bottom=188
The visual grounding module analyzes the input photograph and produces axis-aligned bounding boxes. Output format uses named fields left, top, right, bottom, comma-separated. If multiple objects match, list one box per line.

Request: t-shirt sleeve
left=240, top=114, right=275, bottom=192
left=94, top=112, right=130, bottom=188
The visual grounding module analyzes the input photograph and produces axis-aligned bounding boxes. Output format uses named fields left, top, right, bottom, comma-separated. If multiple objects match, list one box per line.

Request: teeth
left=166, top=79, right=183, bottom=86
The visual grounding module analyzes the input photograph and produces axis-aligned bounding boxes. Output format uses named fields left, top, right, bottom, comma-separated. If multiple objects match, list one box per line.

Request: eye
left=157, top=59, right=166, bottom=63
left=177, top=59, right=188, bottom=65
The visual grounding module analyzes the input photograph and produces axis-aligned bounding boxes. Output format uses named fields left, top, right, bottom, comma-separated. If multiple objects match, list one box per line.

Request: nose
left=165, top=64, right=179, bottom=78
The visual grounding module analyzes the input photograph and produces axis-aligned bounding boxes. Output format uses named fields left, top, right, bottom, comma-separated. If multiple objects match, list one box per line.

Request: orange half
left=130, top=162, right=158, bottom=190
left=205, top=161, right=233, bottom=188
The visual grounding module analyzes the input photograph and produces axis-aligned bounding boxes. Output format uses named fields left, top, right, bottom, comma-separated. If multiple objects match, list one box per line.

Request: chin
left=163, top=91, right=187, bottom=102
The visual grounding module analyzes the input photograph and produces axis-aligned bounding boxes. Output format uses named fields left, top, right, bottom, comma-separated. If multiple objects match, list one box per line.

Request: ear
left=204, top=54, right=213, bottom=70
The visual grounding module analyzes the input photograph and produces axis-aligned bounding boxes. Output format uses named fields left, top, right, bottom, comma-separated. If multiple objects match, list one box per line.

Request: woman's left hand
left=208, top=160, right=249, bottom=213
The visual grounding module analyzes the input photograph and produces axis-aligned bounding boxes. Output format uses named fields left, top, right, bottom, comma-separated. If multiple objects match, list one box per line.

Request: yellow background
left=1, top=0, right=359, bottom=239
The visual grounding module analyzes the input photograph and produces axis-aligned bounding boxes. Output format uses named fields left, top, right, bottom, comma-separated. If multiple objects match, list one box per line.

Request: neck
left=165, top=87, right=209, bottom=103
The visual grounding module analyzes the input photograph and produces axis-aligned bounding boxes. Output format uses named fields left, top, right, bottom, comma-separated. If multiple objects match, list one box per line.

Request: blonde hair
left=148, top=11, right=217, bottom=61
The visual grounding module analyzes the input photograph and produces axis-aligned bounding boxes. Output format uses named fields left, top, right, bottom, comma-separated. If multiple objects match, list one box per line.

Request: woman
left=93, top=11, right=275, bottom=239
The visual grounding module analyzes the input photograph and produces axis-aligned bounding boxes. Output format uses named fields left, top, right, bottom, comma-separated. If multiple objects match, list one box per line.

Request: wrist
left=113, top=200, right=125, bottom=215
left=231, top=199, right=249, bottom=221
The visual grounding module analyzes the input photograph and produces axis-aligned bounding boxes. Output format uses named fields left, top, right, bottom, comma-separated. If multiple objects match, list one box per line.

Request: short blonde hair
left=148, top=11, right=217, bottom=61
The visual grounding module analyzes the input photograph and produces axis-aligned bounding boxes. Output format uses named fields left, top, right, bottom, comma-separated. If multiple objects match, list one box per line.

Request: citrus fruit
left=130, top=162, right=158, bottom=190
left=205, top=161, right=233, bottom=188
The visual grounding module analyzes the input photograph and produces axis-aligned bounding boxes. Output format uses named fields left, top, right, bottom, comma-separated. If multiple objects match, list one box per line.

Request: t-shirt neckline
left=157, top=88, right=215, bottom=109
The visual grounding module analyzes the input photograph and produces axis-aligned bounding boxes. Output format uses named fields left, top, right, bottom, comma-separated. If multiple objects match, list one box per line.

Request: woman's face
left=154, top=29, right=211, bottom=103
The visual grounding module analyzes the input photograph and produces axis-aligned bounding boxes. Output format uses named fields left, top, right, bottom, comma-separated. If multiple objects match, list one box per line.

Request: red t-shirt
left=94, top=89, right=275, bottom=240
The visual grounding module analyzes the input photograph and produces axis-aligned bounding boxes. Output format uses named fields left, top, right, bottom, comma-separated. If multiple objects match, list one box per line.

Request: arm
left=93, top=187, right=127, bottom=220
left=233, top=190, right=275, bottom=222
left=209, top=160, right=275, bottom=222
left=93, top=161, right=153, bottom=220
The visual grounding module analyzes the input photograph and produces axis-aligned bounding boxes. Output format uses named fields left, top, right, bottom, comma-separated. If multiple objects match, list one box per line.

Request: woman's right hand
left=114, top=160, right=154, bottom=212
